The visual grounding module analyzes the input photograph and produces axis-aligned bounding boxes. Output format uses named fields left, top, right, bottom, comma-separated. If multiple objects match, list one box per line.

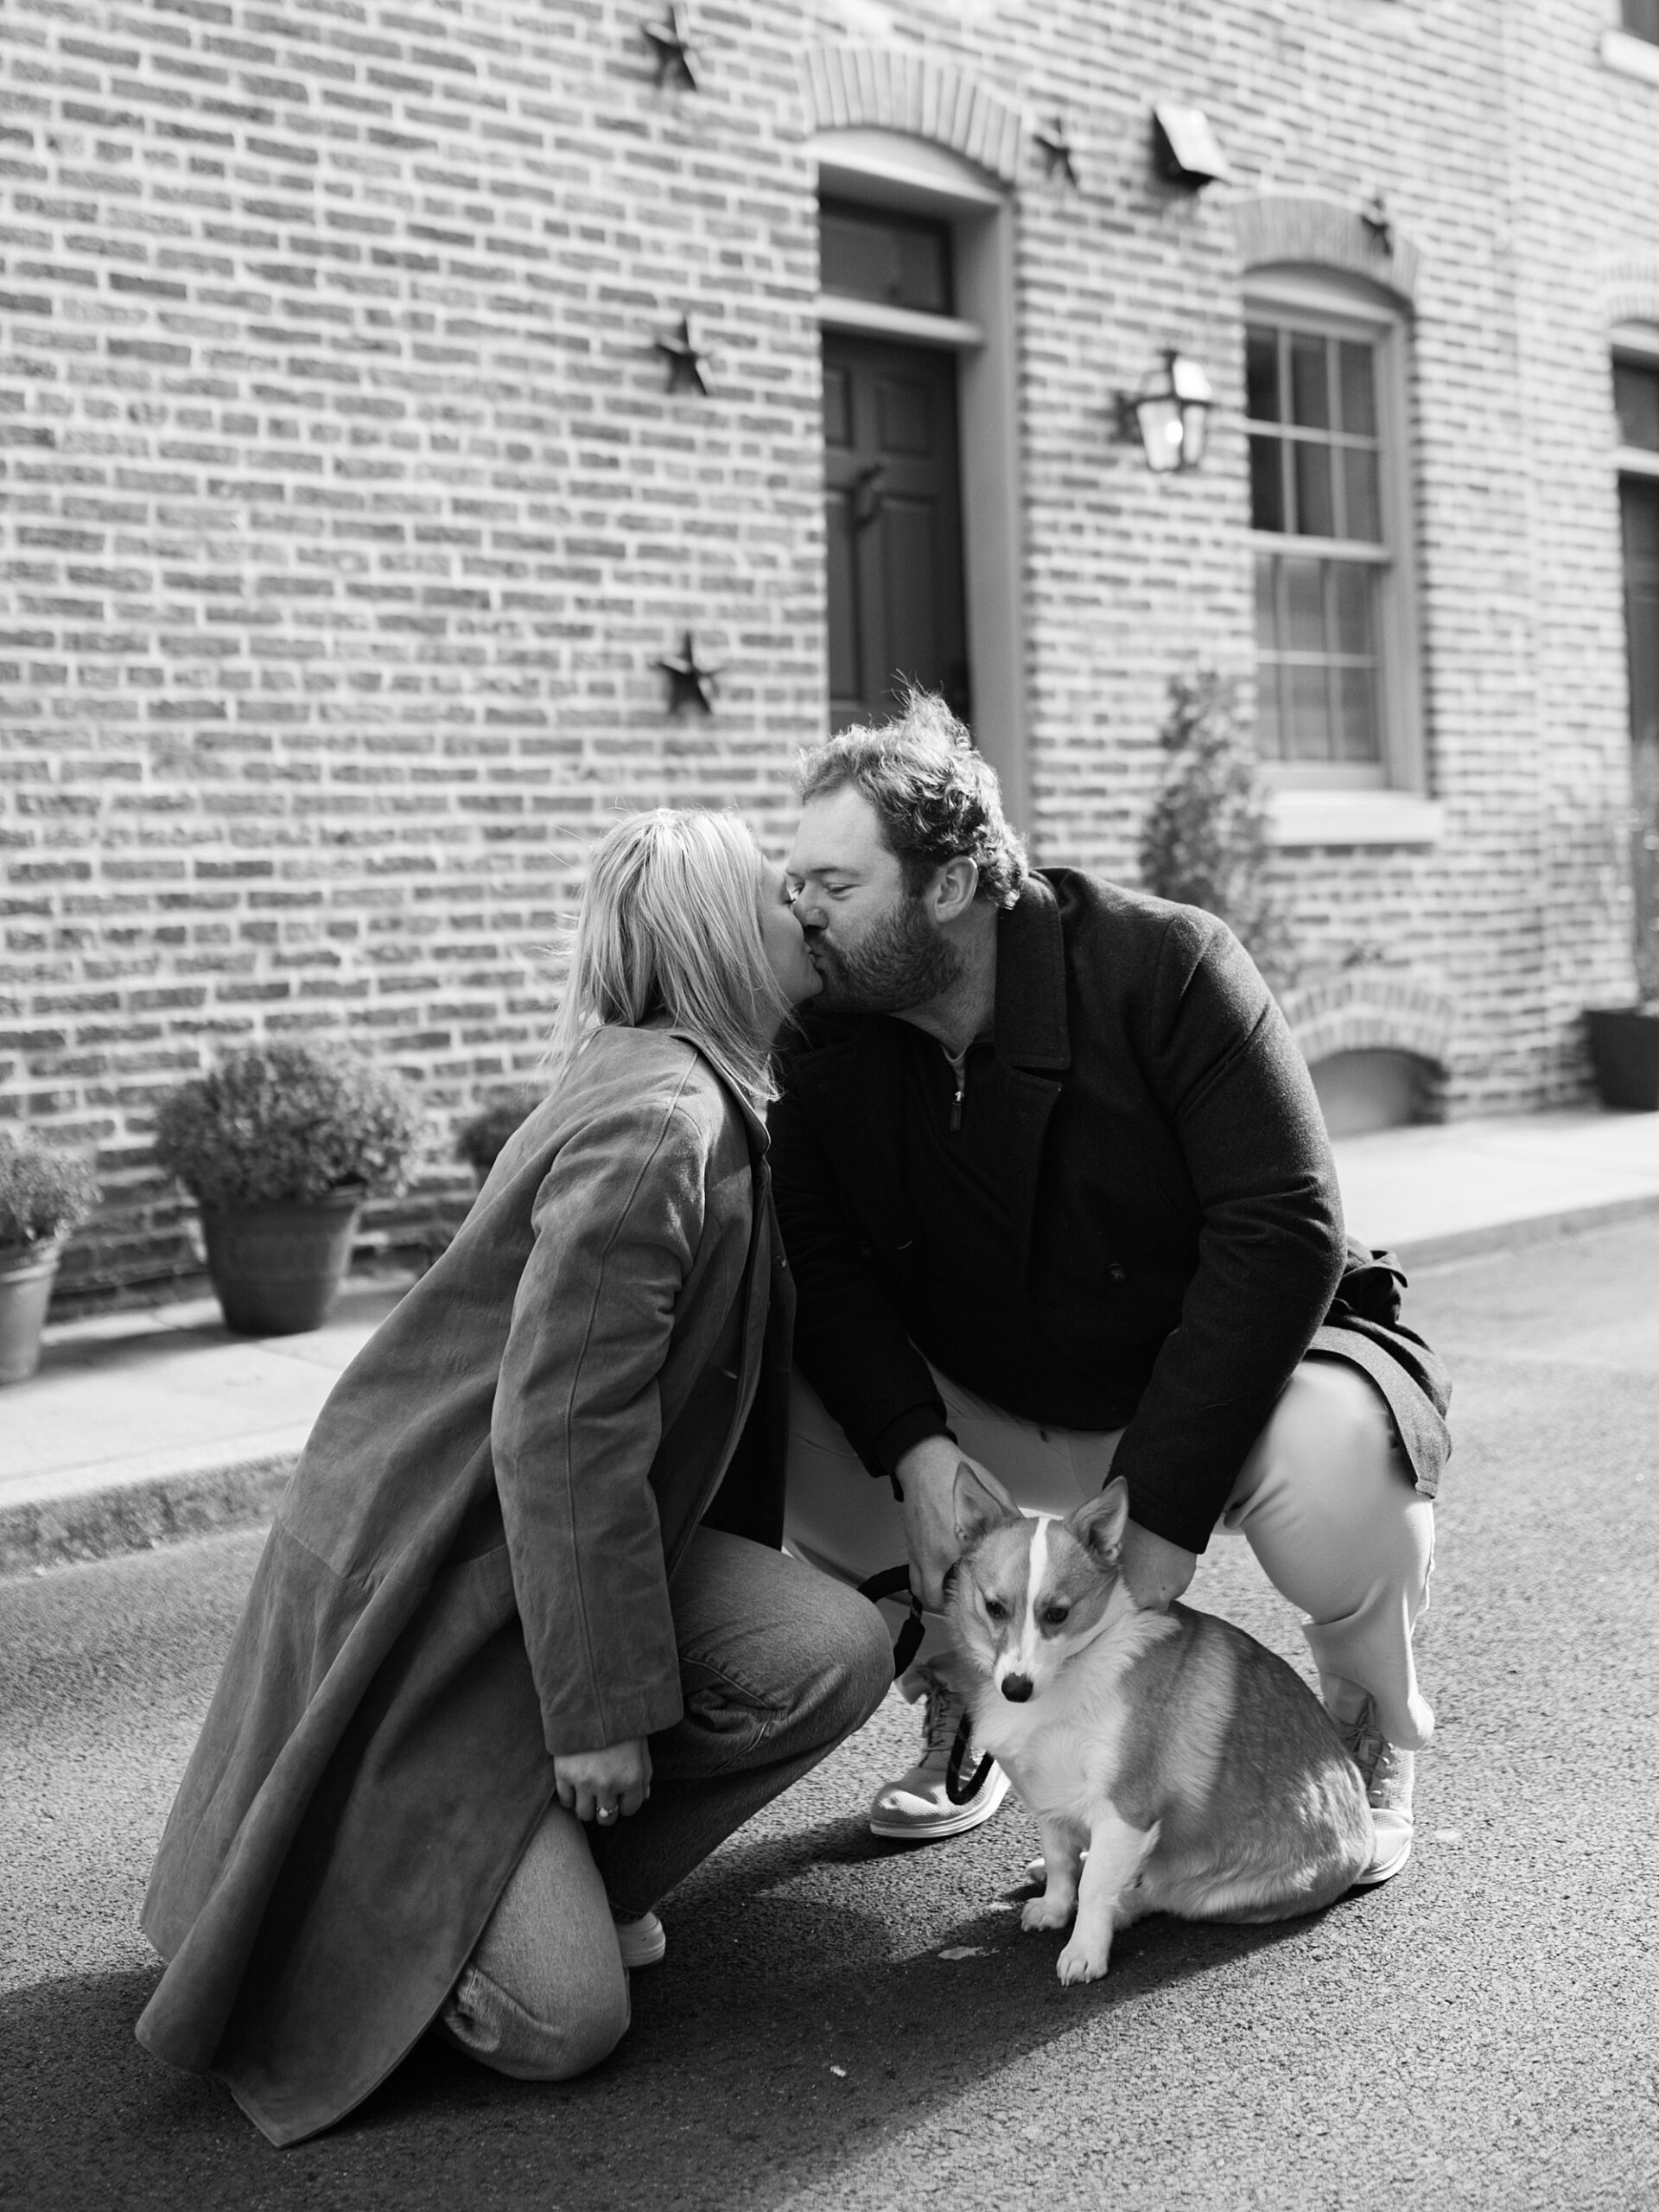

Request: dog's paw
left=1021, top=1894, right=1074, bottom=1934
left=1056, top=1937, right=1110, bottom=1986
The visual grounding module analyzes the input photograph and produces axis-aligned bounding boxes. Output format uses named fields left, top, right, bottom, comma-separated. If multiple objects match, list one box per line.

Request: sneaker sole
left=868, top=1768, right=1012, bottom=1842
left=615, top=1921, right=667, bottom=1969
left=1351, top=1835, right=1413, bottom=1888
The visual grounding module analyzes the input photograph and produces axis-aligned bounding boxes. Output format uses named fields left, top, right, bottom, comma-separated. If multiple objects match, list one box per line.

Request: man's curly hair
left=794, top=690, right=1027, bottom=910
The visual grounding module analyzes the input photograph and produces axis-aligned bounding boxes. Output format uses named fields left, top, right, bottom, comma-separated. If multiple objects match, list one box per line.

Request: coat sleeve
left=1107, top=912, right=1347, bottom=1554
left=491, top=1090, right=711, bottom=1756
left=768, top=1076, right=950, bottom=1478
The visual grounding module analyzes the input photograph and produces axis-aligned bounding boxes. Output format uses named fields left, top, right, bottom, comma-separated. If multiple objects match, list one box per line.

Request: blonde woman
left=135, top=810, right=891, bottom=2147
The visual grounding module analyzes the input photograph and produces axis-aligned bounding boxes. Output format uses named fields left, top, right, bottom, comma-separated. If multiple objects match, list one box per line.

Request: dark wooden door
left=823, top=333, right=969, bottom=734
left=1622, top=477, right=1659, bottom=997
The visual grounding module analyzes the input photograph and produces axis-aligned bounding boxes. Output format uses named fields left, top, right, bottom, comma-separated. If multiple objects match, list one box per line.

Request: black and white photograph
left=3, top=1, right=1658, bottom=2204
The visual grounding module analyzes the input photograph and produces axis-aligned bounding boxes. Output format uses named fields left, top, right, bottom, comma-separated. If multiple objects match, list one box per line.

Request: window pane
left=1254, top=551, right=1278, bottom=647
left=1246, top=327, right=1280, bottom=422
left=1332, top=562, right=1374, bottom=657
left=1287, top=664, right=1332, bottom=760
left=1289, top=334, right=1331, bottom=429
left=1285, top=557, right=1325, bottom=652
left=1336, top=664, right=1380, bottom=761
left=819, top=202, right=951, bottom=314
left=1623, top=0, right=1659, bottom=42
left=1615, top=360, right=1659, bottom=453
left=1338, top=341, right=1377, bottom=437
left=1249, top=434, right=1285, bottom=532
left=1341, top=446, right=1382, bottom=543
left=1256, top=665, right=1284, bottom=759
left=1294, top=442, right=1334, bottom=538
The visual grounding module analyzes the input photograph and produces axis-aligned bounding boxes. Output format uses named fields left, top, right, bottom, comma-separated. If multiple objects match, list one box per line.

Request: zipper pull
left=950, top=1079, right=963, bottom=1133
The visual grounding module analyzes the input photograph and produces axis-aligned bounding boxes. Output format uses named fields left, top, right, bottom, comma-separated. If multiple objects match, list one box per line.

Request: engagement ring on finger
left=597, top=1804, right=617, bottom=1822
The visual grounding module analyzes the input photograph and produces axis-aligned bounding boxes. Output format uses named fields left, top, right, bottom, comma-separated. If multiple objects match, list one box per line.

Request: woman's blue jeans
left=437, top=1527, right=892, bottom=2082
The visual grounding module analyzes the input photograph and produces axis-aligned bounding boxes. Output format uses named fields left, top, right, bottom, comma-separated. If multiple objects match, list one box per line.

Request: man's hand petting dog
left=1116, top=1519, right=1198, bottom=1611
left=895, top=1435, right=1198, bottom=1614
left=894, top=1436, right=1015, bottom=1609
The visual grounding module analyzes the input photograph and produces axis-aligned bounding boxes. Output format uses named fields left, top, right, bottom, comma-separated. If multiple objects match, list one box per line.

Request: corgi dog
left=946, top=1465, right=1374, bottom=1986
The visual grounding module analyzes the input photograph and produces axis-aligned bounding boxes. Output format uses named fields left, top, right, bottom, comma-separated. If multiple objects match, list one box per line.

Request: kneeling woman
left=136, top=810, right=892, bottom=2147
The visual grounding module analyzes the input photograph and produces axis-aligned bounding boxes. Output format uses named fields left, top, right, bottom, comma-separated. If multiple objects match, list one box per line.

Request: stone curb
left=0, top=1452, right=296, bottom=1582
left=3, top=1191, right=1656, bottom=1584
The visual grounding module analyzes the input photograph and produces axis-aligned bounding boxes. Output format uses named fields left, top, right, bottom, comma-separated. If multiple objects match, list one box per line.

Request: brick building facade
left=2, top=0, right=1655, bottom=1303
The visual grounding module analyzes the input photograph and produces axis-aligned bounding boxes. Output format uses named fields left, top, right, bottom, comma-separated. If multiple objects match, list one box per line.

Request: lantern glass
left=1179, top=393, right=1211, bottom=469
left=1135, top=392, right=1185, bottom=473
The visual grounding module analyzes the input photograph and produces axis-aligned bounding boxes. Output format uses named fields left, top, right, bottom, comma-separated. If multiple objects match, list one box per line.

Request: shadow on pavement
left=3, top=1812, right=1347, bottom=2211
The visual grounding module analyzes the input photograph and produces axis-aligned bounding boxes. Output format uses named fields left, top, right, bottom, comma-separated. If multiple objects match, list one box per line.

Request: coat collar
left=992, top=873, right=1071, bottom=1071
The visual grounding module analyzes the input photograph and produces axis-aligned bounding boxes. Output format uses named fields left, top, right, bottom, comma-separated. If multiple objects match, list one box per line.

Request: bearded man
left=772, top=694, right=1449, bottom=1885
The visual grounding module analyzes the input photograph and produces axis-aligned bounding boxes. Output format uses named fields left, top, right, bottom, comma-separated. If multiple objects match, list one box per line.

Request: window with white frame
left=1622, top=0, right=1659, bottom=46
left=1246, top=284, right=1421, bottom=791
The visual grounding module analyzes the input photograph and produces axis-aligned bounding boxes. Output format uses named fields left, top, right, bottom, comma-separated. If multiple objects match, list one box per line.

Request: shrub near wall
left=0, top=0, right=826, bottom=1303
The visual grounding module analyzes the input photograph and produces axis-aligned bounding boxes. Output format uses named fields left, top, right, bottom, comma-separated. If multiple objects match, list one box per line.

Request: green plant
left=0, top=1128, right=99, bottom=1251
left=454, top=1095, right=538, bottom=1174
left=1138, top=670, right=1300, bottom=991
left=154, top=1043, right=423, bottom=1211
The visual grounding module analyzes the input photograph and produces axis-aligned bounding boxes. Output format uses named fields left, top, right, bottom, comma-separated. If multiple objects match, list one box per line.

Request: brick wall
left=2, top=0, right=1649, bottom=1303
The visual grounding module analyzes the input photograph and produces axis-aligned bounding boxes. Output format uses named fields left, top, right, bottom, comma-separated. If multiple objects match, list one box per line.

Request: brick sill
left=1601, top=28, right=1659, bottom=85
left=1267, top=790, right=1444, bottom=849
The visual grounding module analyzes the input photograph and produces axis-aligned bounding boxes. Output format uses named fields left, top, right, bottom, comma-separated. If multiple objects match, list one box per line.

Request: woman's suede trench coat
left=135, top=1027, right=792, bottom=2147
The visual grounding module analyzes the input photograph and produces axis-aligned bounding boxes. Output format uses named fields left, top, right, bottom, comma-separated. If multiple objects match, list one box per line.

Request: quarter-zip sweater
left=772, top=869, right=1450, bottom=1554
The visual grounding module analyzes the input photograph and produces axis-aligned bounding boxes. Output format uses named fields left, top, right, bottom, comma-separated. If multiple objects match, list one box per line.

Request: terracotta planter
left=0, top=1237, right=64, bottom=1385
left=199, top=1188, right=364, bottom=1337
left=1586, top=1007, right=1659, bottom=1112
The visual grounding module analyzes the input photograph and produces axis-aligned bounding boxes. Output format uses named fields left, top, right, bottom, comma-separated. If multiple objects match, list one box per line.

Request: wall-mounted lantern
left=1118, top=349, right=1214, bottom=474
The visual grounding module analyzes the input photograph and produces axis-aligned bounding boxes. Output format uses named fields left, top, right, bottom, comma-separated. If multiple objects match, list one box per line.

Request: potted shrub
left=154, top=1042, right=423, bottom=1335
left=1139, top=668, right=1300, bottom=992
left=454, top=1093, right=539, bottom=1189
left=0, top=1129, right=99, bottom=1384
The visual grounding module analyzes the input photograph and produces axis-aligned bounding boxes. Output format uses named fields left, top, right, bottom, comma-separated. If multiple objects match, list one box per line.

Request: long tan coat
left=136, top=1029, right=789, bottom=2146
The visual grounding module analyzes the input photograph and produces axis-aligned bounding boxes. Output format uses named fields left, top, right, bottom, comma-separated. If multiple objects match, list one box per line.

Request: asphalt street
left=3, top=1216, right=1657, bottom=2212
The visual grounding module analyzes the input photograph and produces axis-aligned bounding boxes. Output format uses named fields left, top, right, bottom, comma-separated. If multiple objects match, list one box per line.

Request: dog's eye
left=982, top=1597, right=1008, bottom=1622
left=1041, top=1604, right=1071, bottom=1627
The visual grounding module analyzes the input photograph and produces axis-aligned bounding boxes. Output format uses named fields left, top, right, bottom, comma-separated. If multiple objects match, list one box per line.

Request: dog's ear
left=954, top=1460, right=1020, bottom=1548
left=1067, top=1476, right=1129, bottom=1569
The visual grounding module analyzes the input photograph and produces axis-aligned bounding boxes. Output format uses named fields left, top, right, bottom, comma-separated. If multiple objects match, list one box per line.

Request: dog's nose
left=1001, top=1673, right=1033, bottom=1703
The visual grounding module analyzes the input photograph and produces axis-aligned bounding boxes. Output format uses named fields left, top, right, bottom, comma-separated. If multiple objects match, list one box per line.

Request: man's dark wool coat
left=772, top=868, right=1450, bottom=1552
left=136, top=1029, right=791, bottom=2147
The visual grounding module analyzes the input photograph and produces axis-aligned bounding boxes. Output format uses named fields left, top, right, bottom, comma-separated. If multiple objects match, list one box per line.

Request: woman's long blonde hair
left=544, top=808, right=791, bottom=1109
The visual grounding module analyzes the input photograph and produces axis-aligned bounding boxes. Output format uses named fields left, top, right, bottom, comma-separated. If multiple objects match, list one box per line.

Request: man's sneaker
left=1336, top=1695, right=1415, bottom=1886
left=868, top=1666, right=1011, bottom=1841
left=613, top=1909, right=666, bottom=1968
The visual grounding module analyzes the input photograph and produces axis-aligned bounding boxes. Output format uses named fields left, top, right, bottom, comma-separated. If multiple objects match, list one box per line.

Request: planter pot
left=0, top=1237, right=65, bottom=1385
left=199, top=1188, right=364, bottom=1336
left=1586, top=1007, right=1659, bottom=1112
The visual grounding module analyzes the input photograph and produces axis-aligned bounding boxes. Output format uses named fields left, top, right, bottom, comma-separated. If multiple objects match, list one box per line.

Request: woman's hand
left=554, top=1739, right=652, bottom=1826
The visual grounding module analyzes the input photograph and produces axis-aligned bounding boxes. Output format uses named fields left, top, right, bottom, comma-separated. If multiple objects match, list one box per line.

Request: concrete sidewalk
left=3, top=1105, right=1657, bottom=1579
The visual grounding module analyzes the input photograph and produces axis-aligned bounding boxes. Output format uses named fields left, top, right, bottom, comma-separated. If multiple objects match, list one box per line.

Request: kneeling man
left=773, top=695, right=1449, bottom=1885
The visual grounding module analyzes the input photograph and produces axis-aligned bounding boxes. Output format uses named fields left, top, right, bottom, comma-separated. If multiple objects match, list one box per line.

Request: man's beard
left=807, top=895, right=963, bottom=1014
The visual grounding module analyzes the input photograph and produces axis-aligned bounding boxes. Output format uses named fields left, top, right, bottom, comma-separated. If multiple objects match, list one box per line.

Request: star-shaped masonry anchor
left=642, top=3, right=698, bottom=92
left=653, top=632, right=721, bottom=716
left=1361, top=191, right=1395, bottom=257
left=1033, top=114, right=1078, bottom=189
left=653, top=313, right=710, bottom=397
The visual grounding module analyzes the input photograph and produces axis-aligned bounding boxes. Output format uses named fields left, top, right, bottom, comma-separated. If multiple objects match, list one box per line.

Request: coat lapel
left=992, top=878, right=1071, bottom=1285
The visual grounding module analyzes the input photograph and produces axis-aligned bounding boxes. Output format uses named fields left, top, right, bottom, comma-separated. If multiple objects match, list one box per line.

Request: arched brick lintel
left=1599, top=255, right=1659, bottom=330
left=1278, top=973, right=1453, bottom=1071
left=800, top=44, right=1022, bottom=186
left=1235, top=194, right=1421, bottom=305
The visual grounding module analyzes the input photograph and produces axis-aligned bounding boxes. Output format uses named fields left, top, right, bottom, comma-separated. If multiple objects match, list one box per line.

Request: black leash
left=855, top=1564, right=995, bottom=1808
